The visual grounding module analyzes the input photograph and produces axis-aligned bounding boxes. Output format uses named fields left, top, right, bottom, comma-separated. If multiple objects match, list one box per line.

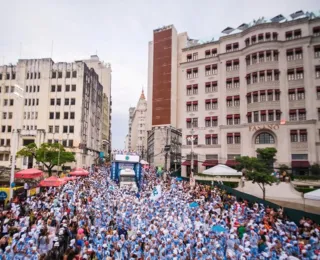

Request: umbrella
left=176, top=177, right=182, bottom=181
left=39, top=176, right=66, bottom=187
left=211, top=225, right=227, bottom=233
left=69, top=170, right=89, bottom=176
left=61, top=176, right=77, bottom=182
left=15, top=168, right=44, bottom=179
left=189, top=202, right=199, bottom=208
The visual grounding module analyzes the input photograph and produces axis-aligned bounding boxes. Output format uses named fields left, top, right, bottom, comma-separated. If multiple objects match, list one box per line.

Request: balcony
left=287, top=58, right=303, bottom=67
left=247, top=81, right=280, bottom=92
left=0, top=146, right=11, bottom=152
left=20, top=130, right=37, bottom=136
left=288, top=79, right=304, bottom=88
left=291, top=142, right=308, bottom=151
left=288, top=99, right=305, bottom=109
left=246, top=61, right=279, bottom=73
left=247, top=101, right=280, bottom=112
left=227, top=144, right=241, bottom=153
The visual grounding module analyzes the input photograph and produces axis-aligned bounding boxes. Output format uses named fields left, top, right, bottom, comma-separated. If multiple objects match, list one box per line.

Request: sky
left=1, top=0, right=319, bottom=149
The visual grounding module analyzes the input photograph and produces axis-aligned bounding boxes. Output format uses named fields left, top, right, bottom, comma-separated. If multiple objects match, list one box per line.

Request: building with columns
left=147, top=11, right=320, bottom=175
left=0, top=56, right=112, bottom=169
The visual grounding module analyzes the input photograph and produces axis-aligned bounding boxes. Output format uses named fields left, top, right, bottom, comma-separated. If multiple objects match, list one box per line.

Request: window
left=254, top=111, right=259, bottom=122
left=255, top=132, right=275, bottom=144
left=227, top=134, right=233, bottom=144
left=226, top=79, right=232, bottom=88
left=205, top=117, right=211, bottom=127
left=186, top=102, right=192, bottom=112
left=57, top=85, right=62, bottom=92
left=260, top=111, right=266, bottom=122
left=51, top=85, right=56, bottom=92
left=9, top=99, right=14, bottom=106
left=234, top=114, right=240, bottom=125
left=234, top=78, right=240, bottom=88
left=291, top=130, right=298, bottom=142
left=63, top=126, right=68, bottom=133
left=65, top=98, right=70, bottom=105
left=289, top=110, right=297, bottom=121
left=58, top=71, right=62, bottom=78
left=186, top=85, right=192, bottom=95
left=72, top=71, right=77, bottom=78
left=186, top=135, right=198, bottom=145
left=52, top=71, right=56, bottom=78
left=1, top=126, right=5, bottom=133
left=56, top=112, right=60, bottom=119
left=298, top=109, right=306, bottom=121
left=2, top=113, right=6, bottom=119
left=71, top=98, right=75, bottom=105
left=8, top=112, right=12, bottom=119
left=268, top=111, right=274, bottom=121
left=3, top=99, right=8, bottom=106
left=66, top=71, right=71, bottom=78
left=70, top=112, right=75, bottom=119
left=276, top=110, right=281, bottom=120
left=287, top=49, right=294, bottom=61
left=234, top=133, right=241, bottom=144
left=260, top=92, right=266, bottom=102
left=66, top=85, right=70, bottom=92
left=275, top=90, right=280, bottom=101
left=299, top=129, right=307, bottom=142
left=62, top=140, right=68, bottom=147
left=315, top=45, right=320, bottom=58
left=317, top=87, right=320, bottom=99
left=316, top=66, right=320, bottom=78
left=71, top=84, right=76, bottom=91
left=10, top=86, right=14, bottom=93
left=50, top=99, right=55, bottom=106
left=55, top=126, right=59, bottom=133
left=288, top=69, right=295, bottom=80
left=297, top=89, right=305, bottom=100
left=64, top=112, right=68, bottom=119
left=7, top=126, right=11, bottom=132
left=56, top=98, right=61, bottom=106
left=49, top=112, right=54, bottom=119
left=69, top=140, right=73, bottom=147
left=192, top=101, right=198, bottom=111
left=296, top=68, right=304, bottom=79
left=48, top=126, right=53, bottom=133
left=205, top=135, right=211, bottom=145
left=5, top=86, right=9, bottom=93
left=48, top=139, right=53, bottom=144
left=226, top=115, right=233, bottom=125
left=253, top=92, right=258, bottom=102
left=69, top=126, right=74, bottom=133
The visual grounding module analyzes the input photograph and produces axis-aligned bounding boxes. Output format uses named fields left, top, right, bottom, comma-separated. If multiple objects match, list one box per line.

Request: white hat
left=54, top=242, right=59, bottom=247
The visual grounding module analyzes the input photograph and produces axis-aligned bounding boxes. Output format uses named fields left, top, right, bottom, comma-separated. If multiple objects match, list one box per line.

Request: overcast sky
left=1, top=0, right=319, bottom=149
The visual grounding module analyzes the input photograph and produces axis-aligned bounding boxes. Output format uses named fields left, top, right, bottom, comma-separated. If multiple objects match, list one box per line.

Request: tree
left=17, top=143, right=76, bottom=176
left=236, top=148, right=277, bottom=200
left=310, top=163, right=320, bottom=176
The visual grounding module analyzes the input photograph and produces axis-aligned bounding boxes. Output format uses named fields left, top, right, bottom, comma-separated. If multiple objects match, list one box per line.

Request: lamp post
left=187, top=128, right=196, bottom=187
left=9, top=85, right=24, bottom=200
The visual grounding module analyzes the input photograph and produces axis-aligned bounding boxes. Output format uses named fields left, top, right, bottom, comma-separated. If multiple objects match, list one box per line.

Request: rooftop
left=185, top=10, right=320, bottom=49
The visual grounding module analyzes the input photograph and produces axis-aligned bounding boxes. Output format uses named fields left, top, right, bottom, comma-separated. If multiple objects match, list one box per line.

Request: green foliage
left=235, top=148, right=278, bottom=200
left=17, top=143, right=76, bottom=176
left=292, top=175, right=320, bottom=181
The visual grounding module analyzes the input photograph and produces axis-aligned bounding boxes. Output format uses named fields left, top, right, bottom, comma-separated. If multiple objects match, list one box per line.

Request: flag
left=150, top=185, right=162, bottom=200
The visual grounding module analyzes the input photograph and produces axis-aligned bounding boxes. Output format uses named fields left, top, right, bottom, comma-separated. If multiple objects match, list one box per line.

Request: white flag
left=150, top=185, right=162, bottom=200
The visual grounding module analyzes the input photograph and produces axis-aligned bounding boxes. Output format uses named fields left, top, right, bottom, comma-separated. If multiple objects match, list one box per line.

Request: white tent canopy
left=203, top=164, right=242, bottom=176
left=304, top=188, right=320, bottom=201
left=140, top=160, right=149, bottom=165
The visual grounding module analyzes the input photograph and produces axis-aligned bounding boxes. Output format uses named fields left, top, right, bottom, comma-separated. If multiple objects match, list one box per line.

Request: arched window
left=255, top=132, right=275, bottom=144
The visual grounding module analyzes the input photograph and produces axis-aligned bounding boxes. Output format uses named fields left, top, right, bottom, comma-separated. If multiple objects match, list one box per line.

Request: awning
left=70, top=170, right=89, bottom=176
left=202, top=160, right=218, bottom=166
left=181, top=160, right=198, bottom=166
left=225, top=160, right=239, bottom=167
left=15, top=168, right=44, bottom=179
left=291, top=161, right=310, bottom=168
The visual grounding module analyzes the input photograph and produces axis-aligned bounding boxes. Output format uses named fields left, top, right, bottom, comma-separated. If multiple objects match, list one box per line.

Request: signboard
left=0, top=191, right=8, bottom=200
left=115, top=154, right=140, bottom=163
left=119, top=163, right=134, bottom=170
left=249, top=124, right=279, bottom=132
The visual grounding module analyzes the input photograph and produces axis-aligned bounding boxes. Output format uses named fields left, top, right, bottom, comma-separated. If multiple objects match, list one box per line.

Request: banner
left=150, top=185, right=162, bottom=200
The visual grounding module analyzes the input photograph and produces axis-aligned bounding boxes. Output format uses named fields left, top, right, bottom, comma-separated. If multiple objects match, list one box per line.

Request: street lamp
left=9, top=85, right=24, bottom=200
left=187, top=128, right=196, bottom=187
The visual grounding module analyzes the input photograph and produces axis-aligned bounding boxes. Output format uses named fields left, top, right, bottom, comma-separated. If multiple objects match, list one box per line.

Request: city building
left=129, top=90, right=148, bottom=158
left=82, top=55, right=112, bottom=158
left=147, top=25, right=183, bottom=168
left=147, top=11, right=320, bottom=175
left=125, top=107, right=135, bottom=151
left=0, top=56, right=112, bottom=169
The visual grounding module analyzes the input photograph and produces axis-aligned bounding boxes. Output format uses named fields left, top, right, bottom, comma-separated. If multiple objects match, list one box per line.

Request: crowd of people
left=0, top=166, right=319, bottom=260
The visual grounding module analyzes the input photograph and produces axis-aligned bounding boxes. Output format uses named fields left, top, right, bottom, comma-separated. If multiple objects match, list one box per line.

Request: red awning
left=182, top=160, right=198, bottom=166
left=202, top=160, right=219, bottom=166
left=225, top=160, right=239, bottom=167
left=61, top=176, right=77, bottom=182
left=212, top=116, right=218, bottom=120
left=291, top=161, right=310, bottom=168
left=226, top=96, right=232, bottom=101
left=15, top=168, right=44, bottom=179
left=39, top=176, right=66, bottom=187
